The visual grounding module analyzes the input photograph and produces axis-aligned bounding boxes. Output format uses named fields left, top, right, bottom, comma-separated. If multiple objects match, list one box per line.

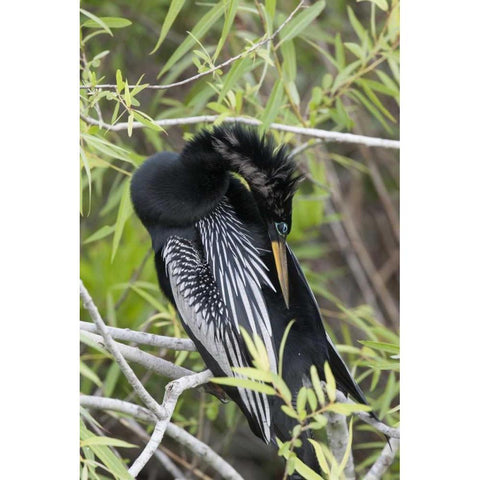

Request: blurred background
left=80, top=0, right=399, bottom=478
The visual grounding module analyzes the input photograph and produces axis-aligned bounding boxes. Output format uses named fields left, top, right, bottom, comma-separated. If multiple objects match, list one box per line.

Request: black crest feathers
left=180, top=124, right=303, bottom=219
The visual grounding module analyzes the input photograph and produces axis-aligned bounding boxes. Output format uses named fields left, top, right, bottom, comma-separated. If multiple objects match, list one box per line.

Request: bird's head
left=204, top=124, right=303, bottom=307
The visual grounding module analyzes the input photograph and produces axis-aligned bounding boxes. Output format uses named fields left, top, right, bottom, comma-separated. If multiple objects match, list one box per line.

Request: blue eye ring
left=275, top=222, right=289, bottom=235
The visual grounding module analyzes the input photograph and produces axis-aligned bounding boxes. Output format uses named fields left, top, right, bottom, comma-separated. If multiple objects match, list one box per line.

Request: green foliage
left=80, top=0, right=399, bottom=478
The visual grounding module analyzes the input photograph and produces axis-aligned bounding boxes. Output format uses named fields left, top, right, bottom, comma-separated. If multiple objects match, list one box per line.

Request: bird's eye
left=275, top=222, right=289, bottom=236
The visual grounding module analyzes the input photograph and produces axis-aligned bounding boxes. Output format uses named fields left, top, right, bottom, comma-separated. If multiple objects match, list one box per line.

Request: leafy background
left=80, top=0, right=399, bottom=478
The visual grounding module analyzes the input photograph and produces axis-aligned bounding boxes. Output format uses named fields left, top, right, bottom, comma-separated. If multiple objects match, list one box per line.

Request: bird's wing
left=196, top=199, right=278, bottom=374
left=286, top=243, right=370, bottom=407
left=162, top=228, right=275, bottom=443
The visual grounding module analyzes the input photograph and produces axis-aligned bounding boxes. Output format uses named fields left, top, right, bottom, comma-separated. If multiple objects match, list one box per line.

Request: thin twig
left=81, top=114, right=400, bottom=149
left=80, top=2, right=305, bottom=92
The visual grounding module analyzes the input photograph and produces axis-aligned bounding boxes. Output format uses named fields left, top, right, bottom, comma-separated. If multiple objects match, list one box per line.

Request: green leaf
left=214, top=0, right=239, bottom=60
left=111, top=179, right=133, bottom=262
left=211, top=377, right=277, bottom=395
left=80, top=361, right=102, bottom=388
left=83, top=17, right=132, bottom=29
left=296, top=387, right=308, bottom=415
left=218, top=57, right=257, bottom=102
left=80, top=420, right=133, bottom=479
left=309, top=440, right=330, bottom=476
left=104, top=363, right=121, bottom=397
left=334, top=33, right=345, bottom=69
left=158, top=6, right=224, bottom=77
left=344, top=42, right=365, bottom=61
left=278, top=1, right=326, bottom=46
left=324, top=362, right=336, bottom=403
left=359, top=340, right=399, bottom=354
left=326, top=402, right=372, bottom=415
left=357, top=0, right=389, bottom=12
left=271, top=373, right=292, bottom=404
left=80, top=9, right=113, bottom=36
left=279, top=319, right=295, bottom=377
left=231, top=367, right=274, bottom=382
left=310, top=365, right=325, bottom=405
left=281, top=405, right=298, bottom=418
left=81, top=436, right=137, bottom=449
left=294, top=457, right=326, bottom=480
left=347, top=6, right=367, bottom=42
left=261, top=79, right=284, bottom=131
left=151, top=0, right=186, bottom=54
left=132, top=110, right=164, bottom=132
left=83, top=225, right=115, bottom=244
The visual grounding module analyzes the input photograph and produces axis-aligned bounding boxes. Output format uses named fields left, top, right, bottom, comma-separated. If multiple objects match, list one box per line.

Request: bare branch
left=81, top=114, right=400, bottom=149
left=335, top=391, right=400, bottom=440
left=80, top=280, right=167, bottom=420
left=80, top=1, right=305, bottom=92
left=80, top=321, right=196, bottom=351
left=81, top=395, right=244, bottom=480
left=325, top=412, right=356, bottom=480
left=129, top=421, right=166, bottom=477
left=362, top=438, right=399, bottom=480
left=81, top=329, right=196, bottom=379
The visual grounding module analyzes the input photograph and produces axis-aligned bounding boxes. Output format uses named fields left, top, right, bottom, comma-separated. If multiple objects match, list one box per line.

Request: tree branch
left=80, top=320, right=196, bottom=351
left=80, top=280, right=167, bottom=420
left=81, top=329, right=196, bottom=380
left=335, top=391, right=400, bottom=440
left=362, top=438, right=399, bottom=480
left=80, top=1, right=305, bottom=92
left=81, top=114, right=400, bottom=149
left=325, top=412, right=355, bottom=480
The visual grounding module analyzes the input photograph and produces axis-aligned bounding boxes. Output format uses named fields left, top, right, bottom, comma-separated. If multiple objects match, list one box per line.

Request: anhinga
left=130, top=124, right=371, bottom=476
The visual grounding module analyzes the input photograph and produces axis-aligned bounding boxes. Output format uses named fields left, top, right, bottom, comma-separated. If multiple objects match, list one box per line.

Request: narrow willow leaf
left=347, top=6, right=367, bottom=42
left=81, top=436, right=137, bottom=449
left=158, top=6, right=224, bottom=78
left=80, top=361, right=102, bottom=388
left=294, top=457, right=326, bottom=480
left=253, top=333, right=271, bottom=371
left=103, top=362, right=121, bottom=397
left=348, top=89, right=393, bottom=133
left=278, top=1, right=326, bottom=47
left=214, top=0, right=239, bottom=60
left=309, top=439, right=330, bottom=476
left=296, top=387, right=308, bottom=415
left=324, top=362, right=336, bottom=403
left=280, top=40, right=297, bottom=82
left=131, top=285, right=168, bottom=313
left=281, top=405, right=298, bottom=418
left=261, top=79, right=284, bottom=132
left=111, top=179, right=133, bottom=262
left=310, top=365, right=325, bottom=405
left=131, top=110, right=164, bottom=132
left=151, top=0, right=186, bottom=54
left=80, top=9, right=113, bottom=36
left=271, top=373, right=292, bottom=404
left=80, top=420, right=133, bottom=479
left=82, top=17, right=132, bottom=29
left=278, top=320, right=295, bottom=378
left=306, top=388, right=318, bottom=411
left=211, top=377, right=277, bottom=395
left=334, top=33, right=345, bottom=69
left=359, top=340, right=399, bottom=354
left=265, top=0, right=277, bottom=26
left=326, top=402, right=372, bottom=415
left=127, top=113, right=134, bottom=137
left=239, top=327, right=260, bottom=365
left=344, top=42, right=365, bottom=61
left=357, top=81, right=396, bottom=121
left=232, top=367, right=274, bottom=382
left=83, top=225, right=115, bottom=244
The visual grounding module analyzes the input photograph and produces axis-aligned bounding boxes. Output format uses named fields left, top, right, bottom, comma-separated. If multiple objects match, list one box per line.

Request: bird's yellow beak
left=271, top=238, right=290, bottom=309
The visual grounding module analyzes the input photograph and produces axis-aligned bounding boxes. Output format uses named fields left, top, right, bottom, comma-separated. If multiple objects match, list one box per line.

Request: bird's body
left=131, top=125, right=371, bottom=476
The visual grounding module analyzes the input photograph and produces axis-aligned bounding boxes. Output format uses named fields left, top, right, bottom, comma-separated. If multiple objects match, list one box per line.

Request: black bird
left=130, top=124, right=371, bottom=476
